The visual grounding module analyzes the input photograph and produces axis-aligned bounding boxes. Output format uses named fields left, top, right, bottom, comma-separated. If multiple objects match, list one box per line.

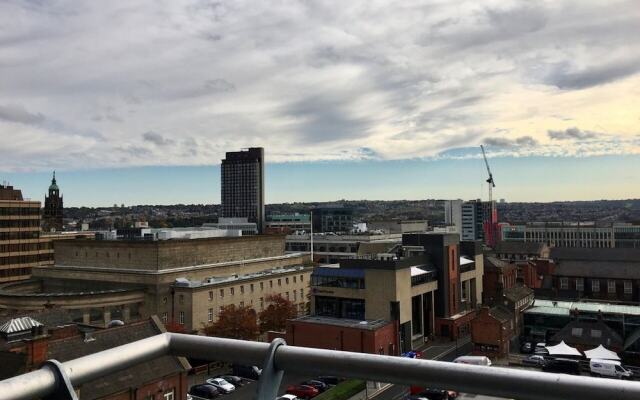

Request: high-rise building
left=461, top=199, right=498, bottom=246
left=43, top=171, right=63, bottom=232
left=221, top=147, right=265, bottom=233
left=0, top=184, right=52, bottom=283
left=444, top=199, right=463, bottom=233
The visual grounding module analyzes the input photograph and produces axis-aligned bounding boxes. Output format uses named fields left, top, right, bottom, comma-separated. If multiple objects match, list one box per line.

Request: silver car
left=206, top=377, right=235, bottom=393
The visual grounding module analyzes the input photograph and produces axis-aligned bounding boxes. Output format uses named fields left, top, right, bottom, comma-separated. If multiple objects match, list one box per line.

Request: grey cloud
left=484, top=135, right=538, bottom=148
left=548, top=127, right=598, bottom=140
left=0, top=104, right=45, bottom=125
left=204, top=79, right=235, bottom=93
left=544, top=59, right=640, bottom=90
left=142, top=131, right=174, bottom=146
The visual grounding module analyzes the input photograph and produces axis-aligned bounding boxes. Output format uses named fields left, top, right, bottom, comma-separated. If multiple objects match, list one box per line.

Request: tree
left=203, top=304, right=259, bottom=340
left=164, top=320, right=187, bottom=334
left=258, top=294, right=298, bottom=333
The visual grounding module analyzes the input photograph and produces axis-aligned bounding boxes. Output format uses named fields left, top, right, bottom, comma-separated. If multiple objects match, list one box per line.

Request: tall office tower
left=461, top=199, right=498, bottom=246
left=221, top=147, right=265, bottom=234
left=43, top=171, right=63, bottom=232
left=0, top=184, right=50, bottom=283
left=444, top=200, right=463, bottom=233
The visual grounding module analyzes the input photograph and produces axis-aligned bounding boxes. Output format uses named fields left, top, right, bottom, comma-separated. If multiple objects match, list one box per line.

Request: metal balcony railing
left=1, top=333, right=639, bottom=400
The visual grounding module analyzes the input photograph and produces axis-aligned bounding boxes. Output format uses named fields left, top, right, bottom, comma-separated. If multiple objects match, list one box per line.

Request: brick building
left=482, top=257, right=517, bottom=304
left=0, top=315, right=189, bottom=400
left=550, top=248, right=640, bottom=302
left=285, top=316, right=398, bottom=355
left=471, top=306, right=513, bottom=358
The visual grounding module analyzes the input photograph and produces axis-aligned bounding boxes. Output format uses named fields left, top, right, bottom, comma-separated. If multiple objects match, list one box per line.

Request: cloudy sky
left=1, top=0, right=639, bottom=205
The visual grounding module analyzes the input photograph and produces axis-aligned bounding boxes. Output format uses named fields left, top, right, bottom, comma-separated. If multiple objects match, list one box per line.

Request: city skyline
left=2, top=154, right=639, bottom=207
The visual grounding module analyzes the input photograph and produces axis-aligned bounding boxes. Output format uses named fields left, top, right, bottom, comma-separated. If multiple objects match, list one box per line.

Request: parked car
left=522, top=355, right=546, bottom=367
left=409, top=388, right=450, bottom=400
left=217, top=375, right=243, bottom=386
left=189, top=384, right=220, bottom=399
left=590, top=359, right=633, bottom=379
left=205, top=378, right=235, bottom=393
left=301, top=380, right=329, bottom=392
left=542, top=358, right=581, bottom=375
left=277, top=395, right=299, bottom=400
left=316, top=376, right=343, bottom=385
left=286, top=384, right=320, bottom=399
left=453, top=356, right=492, bottom=366
left=534, top=343, right=548, bottom=355
left=402, top=350, right=423, bottom=358
left=232, top=364, right=262, bottom=380
left=520, top=342, right=533, bottom=354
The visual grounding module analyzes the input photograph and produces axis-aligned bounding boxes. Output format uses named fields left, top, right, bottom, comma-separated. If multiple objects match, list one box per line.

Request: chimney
left=26, top=336, right=49, bottom=368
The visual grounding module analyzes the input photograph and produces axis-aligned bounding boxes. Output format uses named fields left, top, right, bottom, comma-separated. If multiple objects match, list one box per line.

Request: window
left=162, top=297, right=167, bottom=304
left=591, top=329, right=602, bottom=338
left=608, top=280, right=616, bottom=294
left=270, top=280, right=273, bottom=288
left=260, top=282, right=264, bottom=290
left=294, top=291, right=297, bottom=301
left=162, top=312, right=168, bottom=324
left=260, top=297, right=264, bottom=310
left=624, top=281, right=632, bottom=294
left=576, top=278, right=584, bottom=292
left=179, top=311, right=185, bottom=325
left=592, top=280, right=600, bottom=292
left=179, top=295, right=184, bottom=304
left=240, top=301, right=244, bottom=307
left=220, top=289, right=224, bottom=298
left=293, top=276, right=297, bottom=283
left=560, top=277, right=568, bottom=290
left=208, top=291, right=213, bottom=301
left=250, top=283, right=254, bottom=292
left=286, top=277, right=289, bottom=284
left=278, top=279, right=282, bottom=286
left=286, top=291, right=289, bottom=300
left=300, top=275, right=304, bottom=282
left=300, top=288, right=304, bottom=298
left=240, top=285, right=244, bottom=294
left=164, top=390, right=175, bottom=400
left=571, top=328, right=583, bottom=337
left=230, top=287, right=235, bottom=295
left=208, top=308, right=213, bottom=322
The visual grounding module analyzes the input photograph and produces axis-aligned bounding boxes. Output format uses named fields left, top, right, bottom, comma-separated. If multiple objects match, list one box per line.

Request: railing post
left=42, top=360, right=78, bottom=400
left=254, top=338, right=286, bottom=400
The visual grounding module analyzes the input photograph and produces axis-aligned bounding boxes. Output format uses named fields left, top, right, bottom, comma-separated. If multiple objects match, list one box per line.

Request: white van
left=453, top=356, right=492, bottom=366
left=590, top=359, right=633, bottom=379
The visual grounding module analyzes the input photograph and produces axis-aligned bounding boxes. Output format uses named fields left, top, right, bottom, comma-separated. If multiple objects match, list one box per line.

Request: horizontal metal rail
left=1, top=333, right=640, bottom=400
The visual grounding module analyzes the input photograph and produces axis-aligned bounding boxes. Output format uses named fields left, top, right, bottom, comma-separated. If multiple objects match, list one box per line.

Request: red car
left=286, top=384, right=319, bottom=399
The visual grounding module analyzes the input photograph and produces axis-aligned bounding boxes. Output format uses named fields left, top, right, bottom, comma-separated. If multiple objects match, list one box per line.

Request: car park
left=277, top=395, right=299, bottom=400
left=286, top=384, right=319, bottom=399
left=206, top=378, right=235, bottom=393
left=189, top=384, right=220, bottom=399
left=316, top=376, right=343, bottom=385
left=300, top=380, right=329, bottom=392
left=217, top=375, right=244, bottom=386
left=522, top=355, right=546, bottom=367
left=232, top=364, right=262, bottom=380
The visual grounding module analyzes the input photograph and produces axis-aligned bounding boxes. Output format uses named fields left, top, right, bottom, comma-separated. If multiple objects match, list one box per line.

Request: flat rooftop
left=527, top=299, right=640, bottom=316
left=292, top=315, right=390, bottom=330
left=174, top=265, right=309, bottom=288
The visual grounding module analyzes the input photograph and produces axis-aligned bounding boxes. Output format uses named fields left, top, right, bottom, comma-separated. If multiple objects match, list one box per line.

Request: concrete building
left=42, top=172, right=63, bottom=233
left=172, top=265, right=312, bottom=333
left=204, top=217, right=258, bottom=235
left=501, top=222, right=640, bottom=249
left=311, top=206, right=353, bottom=233
left=305, top=233, right=484, bottom=352
left=221, top=147, right=265, bottom=234
left=285, top=233, right=402, bottom=264
left=366, top=220, right=429, bottom=234
left=444, top=200, right=463, bottom=234
left=265, top=213, right=311, bottom=234
left=0, top=234, right=309, bottom=330
left=0, top=185, right=52, bottom=283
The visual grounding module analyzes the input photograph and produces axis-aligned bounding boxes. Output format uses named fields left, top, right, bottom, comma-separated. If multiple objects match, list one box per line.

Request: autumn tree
left=258, top=294, right=298, bottom=333
left=203, top=304, right=259, bottom=340
left=164, top=320, right=187, bottom=334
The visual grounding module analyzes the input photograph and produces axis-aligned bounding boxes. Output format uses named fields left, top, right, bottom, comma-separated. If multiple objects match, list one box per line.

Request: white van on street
left=590, top=359, right=633, bottom=379
left=453, top=356, right=492, bottom=366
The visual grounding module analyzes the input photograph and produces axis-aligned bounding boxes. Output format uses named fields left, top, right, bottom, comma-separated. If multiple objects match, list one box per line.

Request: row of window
left=0, top=267, right=31, bottom=277
left=167, top=300, right=307, bottom=326
left=0, top=242, right=53, bottom=253
left=0, top=231, right=40, bottom=241
left=74, top=251, right=132, bottom=259
left=559, top=277, right=633, bottom=294
left=0, top=220, right=40, bottom=228
left=0, top=207, right=40, bottom=216
left=205, top=275, right=305, bottom=300
left=0, top=254, right=51, bottom=266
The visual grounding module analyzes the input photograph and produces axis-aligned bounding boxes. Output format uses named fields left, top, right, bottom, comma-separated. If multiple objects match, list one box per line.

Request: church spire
left=52, top=170, right=56, bottom=185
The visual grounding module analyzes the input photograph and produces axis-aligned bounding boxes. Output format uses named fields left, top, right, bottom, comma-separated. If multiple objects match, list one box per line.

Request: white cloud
left=0, top=0, right=639, bottom=172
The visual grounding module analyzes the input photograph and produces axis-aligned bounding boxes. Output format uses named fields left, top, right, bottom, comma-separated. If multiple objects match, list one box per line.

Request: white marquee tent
left=545, top=341, right=582, bottom=357
left=583, top=345, right=621, bottom=361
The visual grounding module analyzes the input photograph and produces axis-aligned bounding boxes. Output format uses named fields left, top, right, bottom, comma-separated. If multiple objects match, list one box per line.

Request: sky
left=1, top=1, right=639, bottom=206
